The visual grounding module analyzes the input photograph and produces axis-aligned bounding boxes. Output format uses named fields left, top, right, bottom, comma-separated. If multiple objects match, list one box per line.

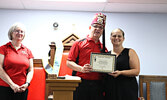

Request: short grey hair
left=8, top=23, right=26, bottom=40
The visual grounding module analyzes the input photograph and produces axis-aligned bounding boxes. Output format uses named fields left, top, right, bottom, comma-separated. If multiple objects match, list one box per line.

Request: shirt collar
left=86, top=35, right=100, bottom=44
left=7, top=42, right=25, bottom=49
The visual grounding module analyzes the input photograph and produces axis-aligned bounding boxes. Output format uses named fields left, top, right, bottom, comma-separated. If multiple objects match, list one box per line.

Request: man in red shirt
left=67, top=13, right=107, bottom=100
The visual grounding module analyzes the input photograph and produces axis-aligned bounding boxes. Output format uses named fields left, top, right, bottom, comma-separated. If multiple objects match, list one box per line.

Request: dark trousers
left=73, top=79, right=104, bottom=100
left=0, top=86, right=28, bottom=100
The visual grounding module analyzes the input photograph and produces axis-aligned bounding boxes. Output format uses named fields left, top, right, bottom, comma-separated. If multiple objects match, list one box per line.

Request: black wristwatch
left=26, top=82, right=30, bottom=87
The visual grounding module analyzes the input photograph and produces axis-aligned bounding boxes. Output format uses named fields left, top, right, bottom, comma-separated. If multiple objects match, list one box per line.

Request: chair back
left=139, top=75, right=167, bottom=100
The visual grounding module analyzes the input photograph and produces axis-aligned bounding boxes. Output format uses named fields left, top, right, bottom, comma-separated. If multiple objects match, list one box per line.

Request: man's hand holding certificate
left=90, top=53, right=116, bottom=73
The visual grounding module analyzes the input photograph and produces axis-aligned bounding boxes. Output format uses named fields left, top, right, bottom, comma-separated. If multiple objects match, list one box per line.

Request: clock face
left=53, top=22, right=58, bottom=28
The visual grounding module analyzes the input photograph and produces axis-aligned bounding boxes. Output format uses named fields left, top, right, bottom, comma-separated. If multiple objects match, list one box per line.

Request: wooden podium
left=45, top=79, right=81, bottom=100
left=46, top=34, right=80, bottom=100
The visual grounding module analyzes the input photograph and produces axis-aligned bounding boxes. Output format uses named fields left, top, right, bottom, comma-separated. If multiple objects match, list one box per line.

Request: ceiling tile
left=107, top=0, right=167, bottom=4
left=0, top=0, right=24, bottom=9
left=23, top=1, right=106, bottom=11
left=104, top=3, right=167, bottom=13
left=0, top=0, right=167, bottom=13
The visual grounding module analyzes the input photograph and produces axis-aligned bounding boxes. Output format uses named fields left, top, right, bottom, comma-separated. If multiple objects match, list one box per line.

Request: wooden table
left=45, top=78, right=81, bottom=100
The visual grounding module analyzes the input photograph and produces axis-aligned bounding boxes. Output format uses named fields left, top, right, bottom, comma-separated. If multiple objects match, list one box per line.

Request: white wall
left=0, top=9, right=167, bottom=76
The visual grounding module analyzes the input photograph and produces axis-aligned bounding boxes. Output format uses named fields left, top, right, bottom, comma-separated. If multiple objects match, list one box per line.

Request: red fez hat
left=91, top=13, right=106, bottom=28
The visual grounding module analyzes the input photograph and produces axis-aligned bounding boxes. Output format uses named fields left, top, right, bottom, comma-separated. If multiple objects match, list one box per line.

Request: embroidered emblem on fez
left=91, top=13, right=106, bottom=27
left=97, top=16, right=103, bottom=25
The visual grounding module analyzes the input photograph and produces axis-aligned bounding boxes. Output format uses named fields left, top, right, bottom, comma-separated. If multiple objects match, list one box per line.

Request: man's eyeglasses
left=14, top=30, right=24, bottom=34
left=91, top=24, right=103, bottom=29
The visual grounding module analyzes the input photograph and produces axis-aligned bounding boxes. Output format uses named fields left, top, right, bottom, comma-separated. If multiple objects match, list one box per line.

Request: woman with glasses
left=104, top=28, right=140, bottom=100
left=0, top=23, right=34, bottom=100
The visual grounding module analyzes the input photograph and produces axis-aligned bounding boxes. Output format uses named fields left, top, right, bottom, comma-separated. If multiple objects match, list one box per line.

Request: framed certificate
left=90, top=53, right=116, bottom=73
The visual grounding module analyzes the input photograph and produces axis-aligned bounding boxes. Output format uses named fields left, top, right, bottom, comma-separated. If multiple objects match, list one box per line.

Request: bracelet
left=26, top=82, right=30, bottom=87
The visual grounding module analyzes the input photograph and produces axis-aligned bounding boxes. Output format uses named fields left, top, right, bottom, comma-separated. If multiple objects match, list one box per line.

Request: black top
left=104, top=48, right=138, bottom=100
